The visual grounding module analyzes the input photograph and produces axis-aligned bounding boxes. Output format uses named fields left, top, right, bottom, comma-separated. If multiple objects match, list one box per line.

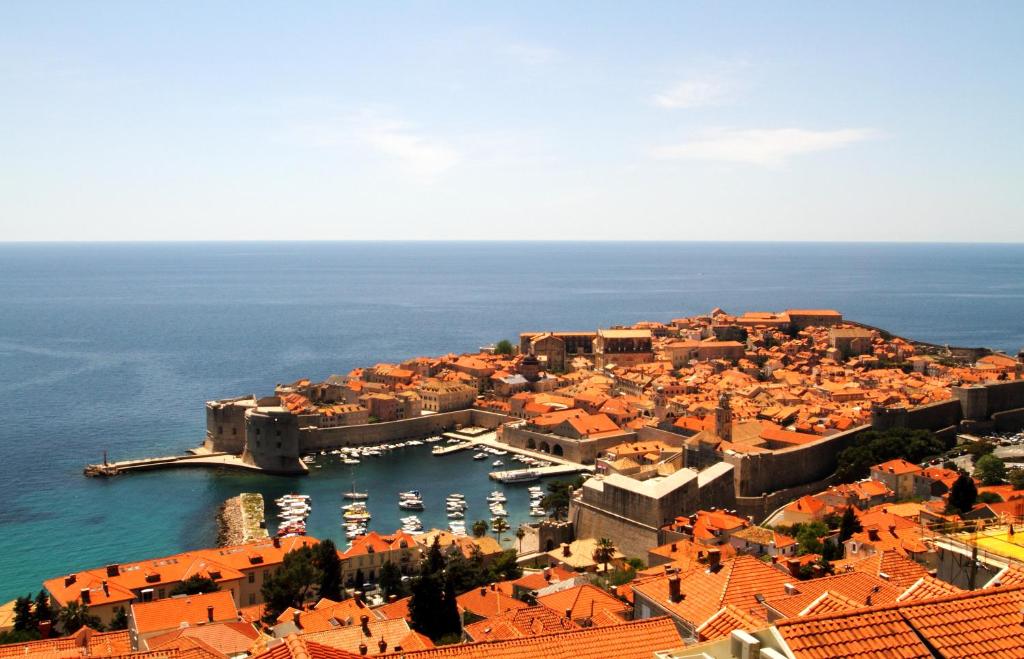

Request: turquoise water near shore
left=1, top=241, right=1023, bottom=600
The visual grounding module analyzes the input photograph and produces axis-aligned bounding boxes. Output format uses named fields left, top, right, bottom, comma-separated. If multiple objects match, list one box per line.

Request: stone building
left=417, top=378, right=477, bottom=412
left=593, top=328, right=654, bottom=369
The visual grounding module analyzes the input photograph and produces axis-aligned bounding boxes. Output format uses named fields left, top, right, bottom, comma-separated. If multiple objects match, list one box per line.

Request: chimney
left=562, top=543, right=571, bottom=557
left=670, top=543, right=677, bottom=552
left=868, top=527, right=880, bottom=541
left=101, top=580, right=109, bottom=596
left=388, top=594, right=397, bottom=603
left=878, top=572, right=891, bottom=582
left=292, top=610, right=301, bottom=628
left=479, top=586, right=487, bottom=596
left=668, top=575, right=683, bottom=603
left=80, top=588, right=91, bottom=604
left=360, top=615, right=370, bottom=635
left=786, top=558, right=801, bottom=578
left=64, top=575, right=77, bottom=587
left=38, top=621, right=52, bottom=639
left=272, top=537, right=281, bottom=548
left=565, top=608, right=572, bottom=620
left=489, top=583, right=496, bottom=591
left=106, top=564, right=120, bottom=578
left=543, top=568, right=551, bottom=581
left=358, top=643, right=367, bottom=656
left=378, top=638, right=387, bottom=653
left=784, top=583, right=799, bottom=595
left=354, top=591, right=363, bottom=604
left=207, top=606, right=214, bottom=623
left=707, top=548, right=722, bottom=571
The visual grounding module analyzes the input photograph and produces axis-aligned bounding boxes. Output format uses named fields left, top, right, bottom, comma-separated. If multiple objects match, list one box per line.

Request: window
left=248, top=593, right=256, bottom=605
left=218, top=426, right=223, bottom=434
left=248, top=572, right=255, bottom=584
left=157, top=588, right=165, bottom=599
left=232, top=428, right=237, bottom=435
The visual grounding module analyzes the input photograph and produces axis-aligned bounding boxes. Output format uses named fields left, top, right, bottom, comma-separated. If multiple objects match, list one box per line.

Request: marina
left=240, top=435, right=586, bottom=546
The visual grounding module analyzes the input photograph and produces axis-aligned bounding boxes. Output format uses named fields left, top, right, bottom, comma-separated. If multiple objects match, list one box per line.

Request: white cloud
left=651, top=127, right=877, bottom=166
left=357, top=116, right=461, bottom=178
left=652, top=78, right=730, bottom=109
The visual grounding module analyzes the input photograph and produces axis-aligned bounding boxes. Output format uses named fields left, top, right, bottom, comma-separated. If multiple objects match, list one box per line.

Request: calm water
left=1, top=241, right=1023, bottom=600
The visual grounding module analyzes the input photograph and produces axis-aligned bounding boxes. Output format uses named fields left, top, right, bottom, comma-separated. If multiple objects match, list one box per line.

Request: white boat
left=425, top=436, right=441, bottom=443
left=343, top=484, right=369, bottom=500
left=343, top=458, right=360, bottom=465
left=496, top=470, right=541, bottom=484
left=447, top=511, right=465, bottom=519
left=399, top=499, right=424, bottom=510
left=492, top=460, right=504, bottom=467
left=431, top=446, right=446, bottom=455
left=473, top=453, right=487, bottom=460
left=530, top=508, right=547, bottom=516
left=301, top=456, right=315, bottom=464
left=399, top=490, right=421, bottom=499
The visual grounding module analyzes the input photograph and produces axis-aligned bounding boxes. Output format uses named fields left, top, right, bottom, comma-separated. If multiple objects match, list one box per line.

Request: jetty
left=84, top=450, right=260, bottom=477
left=217, top=492, right=268, bottom=546
left=433, top=429, right=593, bottom=481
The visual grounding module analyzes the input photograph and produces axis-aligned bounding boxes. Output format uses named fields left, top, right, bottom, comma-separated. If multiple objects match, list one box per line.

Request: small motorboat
left=473, top=453, right=487, bottom=460
left=399, top=498, right=425, bottom=511
left=492, top=460, right=504, bottom=467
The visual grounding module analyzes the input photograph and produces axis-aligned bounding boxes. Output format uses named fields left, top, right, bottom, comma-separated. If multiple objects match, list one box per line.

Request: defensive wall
left=299, top=409, right=510, bottom=451
left=500, top=423, right=635, bottom=464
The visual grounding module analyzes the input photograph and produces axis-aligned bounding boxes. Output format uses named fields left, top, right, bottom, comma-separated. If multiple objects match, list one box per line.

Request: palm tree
left=492, top=518, right=511, bottom=545
left=593, top=538, right=616, bottom=574
left=472, top=519, right=489, bottom=538
left=57, top=602, right=100, bottom=634
left=515, top=526, right=526, bottom=553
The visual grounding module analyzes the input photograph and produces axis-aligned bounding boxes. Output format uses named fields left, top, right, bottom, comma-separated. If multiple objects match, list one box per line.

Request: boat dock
left=434, top=430, right=593, bottom=481
left=84, top=451, right=260, bottom=477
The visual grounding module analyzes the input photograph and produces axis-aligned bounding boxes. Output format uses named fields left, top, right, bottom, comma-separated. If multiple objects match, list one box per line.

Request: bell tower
left=715, top=392, right=733, bottom=441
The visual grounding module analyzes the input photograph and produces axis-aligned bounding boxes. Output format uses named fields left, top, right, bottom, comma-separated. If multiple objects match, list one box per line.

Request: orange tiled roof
left=0, top=628, right=132, bottom=659
left=695, top=604, right=765, bottom=641
left=763, top=572, right=902, bottom=618
left=300, top=618, right=433, bottom=655
left=131, top=591, right=238, bottom=636
left=463, top=605, right=577, bottom=642
left=147, top=622, right=259, bottom=656
left=534, top=584, right=629, bottom=625
left=776, top=607, right=931, bottom=658
left=456, top=585, right=528, bottom=619
left=896, top=575, right=962, bottom=602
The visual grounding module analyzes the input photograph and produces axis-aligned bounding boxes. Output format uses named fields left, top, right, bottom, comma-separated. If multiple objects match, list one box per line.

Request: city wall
left=298, top=409, right=510, bottom=451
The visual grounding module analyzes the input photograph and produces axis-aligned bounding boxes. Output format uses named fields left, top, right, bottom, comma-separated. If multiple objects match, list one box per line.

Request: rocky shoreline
left=217, top=492, right=268, bottom=546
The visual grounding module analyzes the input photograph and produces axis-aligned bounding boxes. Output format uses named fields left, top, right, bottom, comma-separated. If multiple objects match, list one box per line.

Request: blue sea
left=1, top=241, right=1023, bottom=600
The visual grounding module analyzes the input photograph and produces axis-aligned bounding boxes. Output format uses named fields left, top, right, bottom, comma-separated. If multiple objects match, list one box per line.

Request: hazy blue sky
left=2, top=3, right=1022, bottom=241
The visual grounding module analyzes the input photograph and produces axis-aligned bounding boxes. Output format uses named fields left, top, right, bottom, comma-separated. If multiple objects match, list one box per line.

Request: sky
left=1, top=2, right=1022, bottom=242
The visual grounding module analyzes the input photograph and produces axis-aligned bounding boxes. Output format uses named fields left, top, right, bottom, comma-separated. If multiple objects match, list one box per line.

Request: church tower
left=715, top=392, right=733, bottom=441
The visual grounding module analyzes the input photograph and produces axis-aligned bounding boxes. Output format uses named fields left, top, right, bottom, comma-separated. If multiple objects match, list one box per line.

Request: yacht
left=530, top=507, right=547, bottom=517
left=496, top=470, right=540, bottom=484
left=473, top=453, right=487, bottom=460
left=399, top=498, right=425, bottom=511
left=399, top=490, right=421, bottom=499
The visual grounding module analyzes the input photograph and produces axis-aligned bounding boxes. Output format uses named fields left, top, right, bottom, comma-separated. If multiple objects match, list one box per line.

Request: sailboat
left=343, top=482, right=369, bottom=500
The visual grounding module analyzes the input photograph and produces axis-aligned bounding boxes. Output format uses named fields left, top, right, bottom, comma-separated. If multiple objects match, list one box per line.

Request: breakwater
left=217, top=492, right=268, bottom=546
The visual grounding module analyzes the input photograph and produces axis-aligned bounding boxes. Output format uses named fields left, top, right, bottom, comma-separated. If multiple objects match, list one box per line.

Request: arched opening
left=552, top=444, right=564, bottom=457
left=539, top=442, right=551, bottom=453
left=526, top=438, right=536, bottom=449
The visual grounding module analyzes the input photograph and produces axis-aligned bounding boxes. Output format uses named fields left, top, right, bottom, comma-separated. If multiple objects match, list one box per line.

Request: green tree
left=12, top=596, right=33, bottom=632
left=486, top=550, right=522, bottom=583
left=835, top=428, right=951, bottom=482
left=378, top=561, right=407, bottom=598
left=492, top=518, right=511, bottom=545
left=260, top=546, right=323, bottom=622
left=494, top=340, right=514, bottom=356
left=446, top=550, right=486, bottom=593
left=975, top=454, right=1007, bottom=486
left=471, top=519, right=489, bottom=538
left=794, top=522, right=829, bottom=556
left=314, top=539, right=343, bottom=601
left=107, top=607, right=128, bottom=631
left=965, top=440, right=997, bottom=464
left=593, top=538, right=616, bottom=573
left=837, top=506, right=862, bottom=547
left=169, top=575, right=220, bottom=596
left=33, top=592, right=52, bottom=624
left=0, top=630, right=41, bottom=645
left=540, top=476, right=585, bottom=520
left=515, top=526, right=526, bottom=553
left=56, top=602, right=101, bottom=634
left=409, top=538, right=461, bottom=642
left=947, top=474, right=978, bottom=515
left=1009, top=468, right=1024, bottom=491
left=978, top=491, right=1004, bottom=504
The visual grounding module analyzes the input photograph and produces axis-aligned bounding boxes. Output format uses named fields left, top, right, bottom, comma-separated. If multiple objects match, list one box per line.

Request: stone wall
left=984, top=381, right=1024, bottom=417
left=501, top=424, right=635, bottom=464
left=993, top=408, right=1024, bottom=431
left=723, top=425, right=870, bottom=497
left=570, top=498, right=661, bottom=559
left=298, top=409, right=510, bottom=451
left=904, top=399, right=962, bottom=432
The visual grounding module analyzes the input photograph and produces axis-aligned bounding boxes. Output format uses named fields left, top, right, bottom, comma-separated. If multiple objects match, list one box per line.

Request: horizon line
left=2, top=239, right=1023, bottom=246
